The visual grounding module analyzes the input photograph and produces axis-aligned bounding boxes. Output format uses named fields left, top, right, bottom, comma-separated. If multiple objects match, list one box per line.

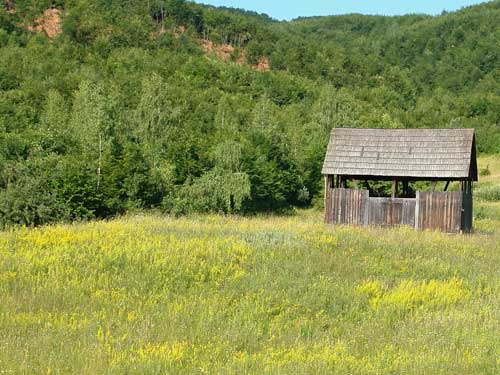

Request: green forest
left=0, top=0, right=499, bottom=227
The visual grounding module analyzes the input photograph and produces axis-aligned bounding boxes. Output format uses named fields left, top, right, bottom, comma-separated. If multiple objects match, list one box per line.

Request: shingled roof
left=322, top=128, right=477, bottom=180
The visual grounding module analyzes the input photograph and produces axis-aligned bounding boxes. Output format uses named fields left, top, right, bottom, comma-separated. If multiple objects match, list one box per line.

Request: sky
left=194, top=0, right=489, bottom=21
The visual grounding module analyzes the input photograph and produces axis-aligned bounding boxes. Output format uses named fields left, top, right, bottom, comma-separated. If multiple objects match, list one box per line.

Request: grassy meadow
left=1, top=157, right=500, bottom=374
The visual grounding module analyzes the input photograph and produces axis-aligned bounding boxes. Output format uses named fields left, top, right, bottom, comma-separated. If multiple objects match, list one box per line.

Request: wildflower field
left=1, top=205, right=500, bottom=374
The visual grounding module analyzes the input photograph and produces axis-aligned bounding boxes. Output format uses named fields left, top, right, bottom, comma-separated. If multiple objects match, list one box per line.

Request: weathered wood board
left=325, top=188, right=368, bottom=225
left=417, top=191, right=463, bottom=233
left=368, top=197, right=416, bottom=227
left=325, top=188, right=467, bottom=233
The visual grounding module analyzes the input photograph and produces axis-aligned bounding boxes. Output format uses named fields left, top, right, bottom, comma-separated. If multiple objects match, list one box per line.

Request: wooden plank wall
left=325, top=188, right=413, bottom=227
left=417, top=191, right=463, bottom=233
left=368, top=198, right=416, bottom=227
left=325, top=188, right=369, bottom=225
left=325, top=188, right=466, bottom=233
left=324, top=178, right=332, bottom=223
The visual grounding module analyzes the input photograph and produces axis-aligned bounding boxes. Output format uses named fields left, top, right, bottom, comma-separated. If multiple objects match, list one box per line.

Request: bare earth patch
left=28, top=8, right=62, bottom=39
left=253, top=57, right=270, bottom=71
left=201, top=39, right=270, bottom=71
left=5, top=0, right=16, bottom=14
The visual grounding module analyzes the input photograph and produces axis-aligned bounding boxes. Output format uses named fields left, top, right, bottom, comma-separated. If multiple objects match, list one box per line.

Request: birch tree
left=69, top=80, right=109, bottom=191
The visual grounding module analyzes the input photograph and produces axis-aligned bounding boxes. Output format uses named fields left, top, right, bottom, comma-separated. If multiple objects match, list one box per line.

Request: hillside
left=0, top=0, right=499, bottom=226
left=1, top=209, right=500, bottom=373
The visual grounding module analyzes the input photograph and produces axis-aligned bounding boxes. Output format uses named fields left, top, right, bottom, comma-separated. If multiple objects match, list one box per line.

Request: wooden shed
left=322, top=128, right=477, bottom=233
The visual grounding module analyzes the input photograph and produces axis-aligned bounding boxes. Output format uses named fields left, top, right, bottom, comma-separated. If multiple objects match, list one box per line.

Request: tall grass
left=1, top=213, right=500, bottom=374
left=475, top=184, right=500, bottom=201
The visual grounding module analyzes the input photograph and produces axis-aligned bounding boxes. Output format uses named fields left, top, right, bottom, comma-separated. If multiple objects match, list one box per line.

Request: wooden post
left=403, top=180, right=409, bottom=198
left=391, top=179, right=397, bottom=199
left=415, top=191, right=420, bottom=229
left=324, top=176, right=328, bottom=213
left=338, top=175, right=345, bottom=188
left=470, top=179, right=473, bottom=232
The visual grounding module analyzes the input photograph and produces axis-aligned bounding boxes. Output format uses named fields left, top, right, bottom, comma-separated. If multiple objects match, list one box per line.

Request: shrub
left=479, top=164, right=491, bottom=176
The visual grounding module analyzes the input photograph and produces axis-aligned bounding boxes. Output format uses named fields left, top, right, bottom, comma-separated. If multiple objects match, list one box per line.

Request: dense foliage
left=0, top=0, right=499, bottom=226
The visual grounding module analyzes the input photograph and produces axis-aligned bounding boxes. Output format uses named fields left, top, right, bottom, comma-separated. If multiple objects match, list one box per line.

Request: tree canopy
left=0, top=0, right=499, bottom=226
